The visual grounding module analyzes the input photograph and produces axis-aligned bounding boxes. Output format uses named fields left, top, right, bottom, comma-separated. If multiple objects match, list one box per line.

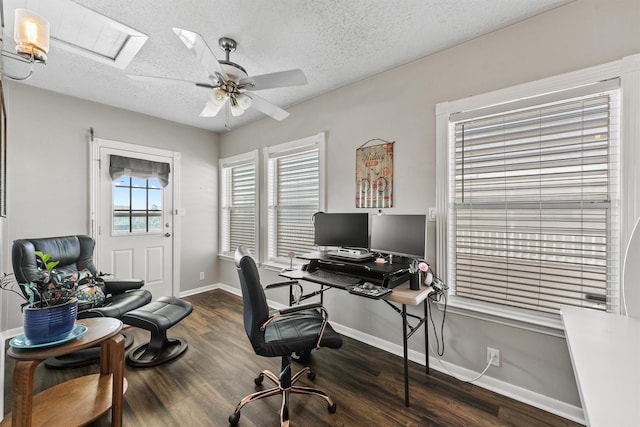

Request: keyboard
left=304, top=269, right=361, bottom=289
left=348, top=283, right=392, bottom=299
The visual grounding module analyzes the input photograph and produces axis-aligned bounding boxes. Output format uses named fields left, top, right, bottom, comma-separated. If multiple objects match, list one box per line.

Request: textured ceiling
left=2, top=0, right=569, bottom=132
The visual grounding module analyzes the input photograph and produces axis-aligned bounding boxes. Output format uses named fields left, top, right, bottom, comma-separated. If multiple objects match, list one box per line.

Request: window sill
left=434, top=295, right=566, bottom=338
left=262, top=260, right=307, bottom=272
left=261, top=262, right=286, bottom=272
left=218, top=254, right=235, bottom=262
left=219, top=255, right=306, bottom=273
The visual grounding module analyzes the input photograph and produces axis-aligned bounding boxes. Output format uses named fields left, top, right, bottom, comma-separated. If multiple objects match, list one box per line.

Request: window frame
left=263, top=133, right=326, bottom=267
left=218, top=150, right=259, bottom=259
left=435, top=54, right=640, bottom=332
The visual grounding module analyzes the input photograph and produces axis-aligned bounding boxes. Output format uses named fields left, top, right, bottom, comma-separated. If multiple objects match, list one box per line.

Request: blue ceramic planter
left=23, top=298, right=78, bottom=344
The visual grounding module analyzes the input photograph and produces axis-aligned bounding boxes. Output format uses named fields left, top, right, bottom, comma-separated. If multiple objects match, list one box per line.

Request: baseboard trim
left=183, top=284, right=585, bottom=424
left=180, top=283, right=220, bottom=297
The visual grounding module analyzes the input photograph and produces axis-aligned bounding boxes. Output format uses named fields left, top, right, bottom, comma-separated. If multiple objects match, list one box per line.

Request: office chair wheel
left=254, top=373, right=264, bottom=385
left=328, top=403, right=337, bottom=413
left=307, top=371, right=316, bottom=380
left=228, top=412, right=240, bottom=426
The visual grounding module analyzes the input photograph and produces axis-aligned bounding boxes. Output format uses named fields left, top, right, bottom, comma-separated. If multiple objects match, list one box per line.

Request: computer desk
left=279, top=252, right=434, bottom=407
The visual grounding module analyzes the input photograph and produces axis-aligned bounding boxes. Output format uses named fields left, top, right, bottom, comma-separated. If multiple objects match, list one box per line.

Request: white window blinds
left=267, top=135, right=324, bottom=262
left=450, top=83, right=620, bottom=315
left=220, top=152, right=258, bottom=256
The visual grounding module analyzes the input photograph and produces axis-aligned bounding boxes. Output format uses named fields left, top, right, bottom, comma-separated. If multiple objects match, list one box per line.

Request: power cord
left=426, top=277, right=495, bottom=383
left=428, top=338, right=496, bottom=383
left=427, top=284, right=447, bottom=356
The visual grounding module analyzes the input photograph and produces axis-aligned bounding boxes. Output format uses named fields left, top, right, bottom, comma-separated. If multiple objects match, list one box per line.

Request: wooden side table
left=1, top=317, right=127, bottom=427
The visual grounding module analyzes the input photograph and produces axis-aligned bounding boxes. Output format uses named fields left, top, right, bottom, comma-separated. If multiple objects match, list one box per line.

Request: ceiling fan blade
left=172, top=28, right=228, bottom=82
left=199, top=100, right=226, bottom=117
left=238, top=69, right=307, bottom=91
left=246, top=92, right=290, bottom=121
left=127, top=74, right=216, bottom=89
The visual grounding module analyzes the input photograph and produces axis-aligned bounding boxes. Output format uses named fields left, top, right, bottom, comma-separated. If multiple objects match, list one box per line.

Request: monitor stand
left=326, top=247, right=373, bottom=261
left=386, top=254, right=414, bottom=265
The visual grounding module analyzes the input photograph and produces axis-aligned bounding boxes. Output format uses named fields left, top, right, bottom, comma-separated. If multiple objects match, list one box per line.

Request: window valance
left=109, top=155, right=170, bottom=187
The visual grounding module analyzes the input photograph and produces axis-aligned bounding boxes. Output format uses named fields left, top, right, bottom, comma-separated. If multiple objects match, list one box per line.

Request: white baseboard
left=180, top=284, right=587, bottom=424
left=180, top=283, right=221, bottom=297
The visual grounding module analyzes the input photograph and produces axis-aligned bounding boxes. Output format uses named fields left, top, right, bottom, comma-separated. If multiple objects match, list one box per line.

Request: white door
left=96, top=145, right=175, bottom=298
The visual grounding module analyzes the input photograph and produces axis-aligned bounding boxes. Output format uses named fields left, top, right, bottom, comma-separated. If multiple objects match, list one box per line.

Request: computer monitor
left=370, top=214, right=426, bottom=259
left=313, top=212, right=369, bottom=249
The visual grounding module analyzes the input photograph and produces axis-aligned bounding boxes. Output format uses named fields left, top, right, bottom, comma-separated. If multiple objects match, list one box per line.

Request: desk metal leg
left=402, top=304, right=410, bottom=407
left=425, top=301, right=429, bottom=375
left=384, top=299, right=429, bottom=408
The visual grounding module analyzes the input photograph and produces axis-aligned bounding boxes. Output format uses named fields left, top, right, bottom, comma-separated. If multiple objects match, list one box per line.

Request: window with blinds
left=220, top=152, right=258, bottom=257
left=266, top=134, right=324, bottom=263
left=449, top=85, right=620, bottom=315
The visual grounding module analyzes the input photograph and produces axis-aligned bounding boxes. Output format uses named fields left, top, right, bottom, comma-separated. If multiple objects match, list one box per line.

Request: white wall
left=217, top=0, right=640, bottom=416
left=0, top=83, right=220, bottom=331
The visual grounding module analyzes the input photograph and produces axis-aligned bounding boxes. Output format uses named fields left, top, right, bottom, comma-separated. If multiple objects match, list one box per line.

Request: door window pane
left=112, top=176, right=164, bottom=234
left=148, top=190, right=162, bottom=211
left=131, top=176, right=147, bottom=187
left=131, top=188, right=146, bottom=210
left=113, top=187, right=129, bottom=208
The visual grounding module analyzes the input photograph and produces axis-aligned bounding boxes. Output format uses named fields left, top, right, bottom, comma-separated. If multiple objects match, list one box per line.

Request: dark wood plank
left=4, top=289, right=582, bottom=426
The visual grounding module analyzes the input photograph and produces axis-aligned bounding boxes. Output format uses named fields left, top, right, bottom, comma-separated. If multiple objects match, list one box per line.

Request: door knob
left=165, top=233, right=171, bottom=237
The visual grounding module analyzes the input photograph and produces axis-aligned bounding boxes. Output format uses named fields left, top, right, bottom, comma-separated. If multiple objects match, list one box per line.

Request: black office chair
left=12, top=235, right=152, bottom=368
left=229, top=246, right=343, bottom=427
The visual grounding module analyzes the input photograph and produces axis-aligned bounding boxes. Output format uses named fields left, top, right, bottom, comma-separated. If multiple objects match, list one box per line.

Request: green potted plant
left=1, top=251, right=78, bottom=344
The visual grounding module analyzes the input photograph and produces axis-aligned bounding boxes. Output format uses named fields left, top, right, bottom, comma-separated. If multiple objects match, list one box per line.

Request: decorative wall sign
left=356, top=139, right=394, bottom=208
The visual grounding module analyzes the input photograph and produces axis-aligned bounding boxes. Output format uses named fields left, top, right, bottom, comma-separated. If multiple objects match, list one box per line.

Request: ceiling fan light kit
left=229, top=94, right=245, bottom=117
left=210, top=87, right=228, bottom=106
left=236, top=93, right=252, bottom=109
left=129, top=28, right=308, bottom=129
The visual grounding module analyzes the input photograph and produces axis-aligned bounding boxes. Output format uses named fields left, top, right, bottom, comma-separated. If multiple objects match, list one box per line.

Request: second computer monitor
left=313, top=212, right=369, bottom=249
left=370, top=214, right=426, bottom=259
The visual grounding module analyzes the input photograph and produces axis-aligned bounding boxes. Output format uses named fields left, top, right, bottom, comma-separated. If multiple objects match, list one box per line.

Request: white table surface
left=561, top=306, right=640, bottom=427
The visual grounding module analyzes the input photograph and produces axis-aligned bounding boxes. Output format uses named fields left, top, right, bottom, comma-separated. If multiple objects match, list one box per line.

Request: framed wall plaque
left=356, top=140, right=394, bottom=208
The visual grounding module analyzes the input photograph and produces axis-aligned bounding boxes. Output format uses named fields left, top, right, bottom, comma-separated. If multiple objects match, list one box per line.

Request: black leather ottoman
left=122, top=296, right=193, bottom=367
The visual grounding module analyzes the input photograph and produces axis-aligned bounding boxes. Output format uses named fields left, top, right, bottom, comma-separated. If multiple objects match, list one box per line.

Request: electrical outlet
left=199, top=272, right=205, bottom=281
left=487, top=347, right=500, bottom=367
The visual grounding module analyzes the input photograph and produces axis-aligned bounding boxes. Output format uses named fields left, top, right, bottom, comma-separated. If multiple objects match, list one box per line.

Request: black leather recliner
left=12, top=235, right=152, bottom=367
left=229, top=246, right=343, bottom=426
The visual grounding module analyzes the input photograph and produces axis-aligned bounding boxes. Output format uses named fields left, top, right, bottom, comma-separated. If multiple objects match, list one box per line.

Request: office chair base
left=229, top=367, right=337, bottom=427
left=44, top=331, right=134, bottom=369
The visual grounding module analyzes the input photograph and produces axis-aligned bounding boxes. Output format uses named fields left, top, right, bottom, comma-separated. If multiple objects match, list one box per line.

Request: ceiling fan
left=128, top=28, right=308, bottom=129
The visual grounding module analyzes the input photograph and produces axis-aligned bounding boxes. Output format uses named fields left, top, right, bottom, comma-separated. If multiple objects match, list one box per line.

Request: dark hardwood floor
left=4, top=289, right=582, bottom=426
